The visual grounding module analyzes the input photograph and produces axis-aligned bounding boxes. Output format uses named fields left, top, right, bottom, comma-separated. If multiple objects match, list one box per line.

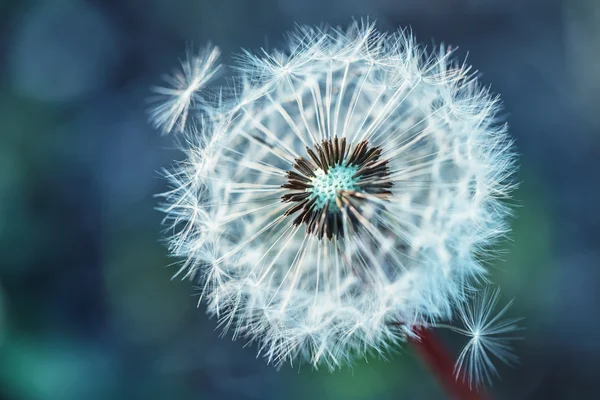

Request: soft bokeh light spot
left=8, top=1, right=119, bottom=102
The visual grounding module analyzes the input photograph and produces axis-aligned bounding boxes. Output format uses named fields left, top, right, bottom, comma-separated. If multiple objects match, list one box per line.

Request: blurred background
left=1, top=0, right=599, bottom=399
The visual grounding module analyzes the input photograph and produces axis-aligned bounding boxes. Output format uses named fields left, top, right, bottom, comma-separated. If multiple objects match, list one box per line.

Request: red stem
left=410, top=327, right=489, bottom=400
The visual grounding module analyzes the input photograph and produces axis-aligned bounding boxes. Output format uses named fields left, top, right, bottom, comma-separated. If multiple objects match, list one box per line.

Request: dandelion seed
left=445, top=287, right=523, bottom=388
left=155, top=22, right=518, bottom=372
left=150, top=45, right=221, bottom=134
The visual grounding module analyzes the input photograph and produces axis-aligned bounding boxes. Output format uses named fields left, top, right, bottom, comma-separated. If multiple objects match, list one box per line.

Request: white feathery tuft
left=150, top=45, right=221, bottom=134
left=153, top=21, right=519, bottom=377
left=445, top=287, right=523, bottom=388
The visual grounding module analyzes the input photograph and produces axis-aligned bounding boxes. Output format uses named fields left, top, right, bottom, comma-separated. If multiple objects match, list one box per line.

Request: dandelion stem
left=410, top=327, right=489, bottom=400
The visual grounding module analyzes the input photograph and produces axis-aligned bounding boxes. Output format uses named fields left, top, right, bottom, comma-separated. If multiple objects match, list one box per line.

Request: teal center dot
left=308, top=164, right=360, bottom=210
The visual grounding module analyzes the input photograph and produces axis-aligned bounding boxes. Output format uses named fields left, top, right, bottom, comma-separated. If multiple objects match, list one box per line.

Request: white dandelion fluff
left=156, top=22, right=518, bottom=371
left=150, top=45, right=221, bottom=134
left=446, top=287, right=523, bottom=388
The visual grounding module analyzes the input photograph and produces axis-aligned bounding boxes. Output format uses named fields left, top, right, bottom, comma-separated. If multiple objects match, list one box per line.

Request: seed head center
left=308, top=165, right=359, bottom=210
left=281, top=137, right=392, bottom=240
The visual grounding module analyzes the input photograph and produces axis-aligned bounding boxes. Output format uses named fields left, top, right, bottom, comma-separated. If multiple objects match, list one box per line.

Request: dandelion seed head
left=156, top=21, right=517, bottom=370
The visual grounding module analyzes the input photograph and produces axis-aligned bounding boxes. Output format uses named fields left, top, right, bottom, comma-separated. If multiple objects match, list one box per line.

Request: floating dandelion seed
left=444, top=287, right=524, bottom=389
left=150, top=46, right=221, bottom=134
left=155, top=21, right=518, bottom=378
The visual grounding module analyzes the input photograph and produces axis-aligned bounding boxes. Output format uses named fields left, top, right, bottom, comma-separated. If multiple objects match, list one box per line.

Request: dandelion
left=154, top=21, right=519, bottom=393
left=444, top=287, right=524, bottom=389
left=150, top=45, right=221, bottom=134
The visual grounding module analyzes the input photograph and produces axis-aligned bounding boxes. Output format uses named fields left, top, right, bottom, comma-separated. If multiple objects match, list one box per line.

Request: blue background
left=1, top=0, right=599, bottom=399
